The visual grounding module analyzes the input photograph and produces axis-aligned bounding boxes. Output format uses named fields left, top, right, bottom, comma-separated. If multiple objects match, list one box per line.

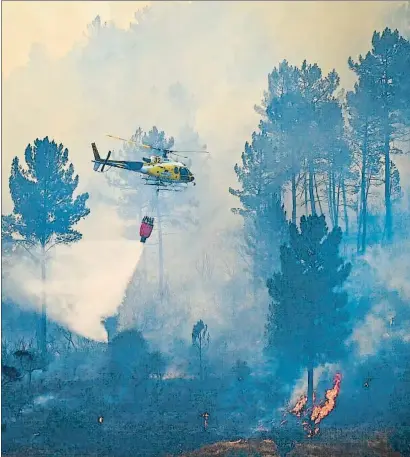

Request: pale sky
left=2, top=1, right=149, bottom=78
left=2, top=1, right=403, bottom=80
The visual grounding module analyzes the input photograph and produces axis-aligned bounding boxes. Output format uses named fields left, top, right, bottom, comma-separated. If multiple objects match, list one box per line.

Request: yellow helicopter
left=91, top=134, right=209, bottom=191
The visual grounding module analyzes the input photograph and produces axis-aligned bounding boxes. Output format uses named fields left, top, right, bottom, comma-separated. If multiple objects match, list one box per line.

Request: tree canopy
left=265, top=214, right=351, bottom=368
left=6, top=137, right=90, bottom=250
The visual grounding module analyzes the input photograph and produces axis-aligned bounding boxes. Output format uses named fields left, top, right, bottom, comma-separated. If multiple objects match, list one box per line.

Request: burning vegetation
left=289, top=373, right=343, bottom=437
left=2, top=8, right=410, bottom=457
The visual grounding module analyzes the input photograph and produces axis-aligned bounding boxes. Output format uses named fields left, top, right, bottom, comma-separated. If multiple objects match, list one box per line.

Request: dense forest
left=2, top=4, right=410, bottom=457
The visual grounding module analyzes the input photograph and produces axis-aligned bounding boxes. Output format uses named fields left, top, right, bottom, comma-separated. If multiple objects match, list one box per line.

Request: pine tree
left=1, top=215, right=17, bottom=285
left=316, top=96, right=351, bottom=230
left=4, top=137, right=90, bottom=359
left=348, top=28, right=410, bottom=242
left=192, top=320, right=210, bottom=382
left=346, top=80, right=383, bottom=253
left=259, top=60, right=345, bottom=222
left=257, top=60, right=304, bottom=223
left=300, top=64, right=344, bottom=218
left=266, top=214, right=351, bottom=410
left=2, top=215, right=15, bottom=256
left=230, top=131, right=288, bottom=284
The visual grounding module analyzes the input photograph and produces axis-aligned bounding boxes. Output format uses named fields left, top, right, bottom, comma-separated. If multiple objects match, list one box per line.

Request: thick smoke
left=2, top=5, right=410, bottom=446
left=3, top=202, right=143, bottom=341
left=4, top=0, right=407, bottom=356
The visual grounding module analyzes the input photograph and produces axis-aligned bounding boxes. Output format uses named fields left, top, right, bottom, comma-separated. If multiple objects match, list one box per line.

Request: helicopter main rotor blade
left=107, top=134, right=210, bottom=154
left=169, top=152, right=188, bottom=159
left=166, top=149, right=210, bottom=154
left=106, top=134, right=151, bottom=149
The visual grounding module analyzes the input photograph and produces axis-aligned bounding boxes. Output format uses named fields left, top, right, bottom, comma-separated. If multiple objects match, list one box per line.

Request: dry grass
left=170, top=434, right=404, bottom=457
left=1, top=431, right=406, bottom=457
left=174, top=439, right=279, bottom=456
left=289, top=434, right=402, bottom=457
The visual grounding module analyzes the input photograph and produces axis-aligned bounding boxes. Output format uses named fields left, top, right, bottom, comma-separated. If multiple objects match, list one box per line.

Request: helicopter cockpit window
left=174, top=167, right=179, bottom=174
left=180, top=168, right=189, bottom=176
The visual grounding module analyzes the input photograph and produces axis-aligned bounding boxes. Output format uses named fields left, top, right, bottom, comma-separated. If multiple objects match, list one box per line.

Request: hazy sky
left=2, top=1, right=402, bottom=79
left=2, top=0, right=408, bottom=342
left=2, top=1, right=149, bottom=78
left=3, top=1, right=405, bottom=206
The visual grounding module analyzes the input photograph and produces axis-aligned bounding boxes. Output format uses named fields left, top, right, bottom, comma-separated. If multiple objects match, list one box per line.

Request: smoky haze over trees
left=108, top=125, right=207, bottom=336
left=347, top=28, right=410, bottom=246
left=2, top=3, right=410, bottom=456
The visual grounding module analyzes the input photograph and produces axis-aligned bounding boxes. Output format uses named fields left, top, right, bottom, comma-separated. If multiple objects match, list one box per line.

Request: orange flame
left=290, top=392, right=317, bottom=417
left=290, top=395, right=307, bottom=417
left=289, top=372, right=342, bottom=437
left=311, top=373, right=342, bottom=424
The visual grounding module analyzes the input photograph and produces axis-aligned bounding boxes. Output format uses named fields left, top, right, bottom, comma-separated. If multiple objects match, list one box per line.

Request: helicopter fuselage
left=141, top=160, right=195, bottom=184
left=91, top=142, right=196, bottom=188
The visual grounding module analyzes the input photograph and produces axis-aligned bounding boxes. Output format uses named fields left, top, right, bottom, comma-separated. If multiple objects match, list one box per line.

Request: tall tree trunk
left=342, top=179, right=349, bottom=235
left=39, top=246, right=47, bottom=362
left=307, top=364, right=314, bottom=410
left=199, top=335, right=203, bottom=382
left=314, top=173, right=323, bottom=215
left=360, top=127, right=368, bottom=254
left=335, top=177, right=341, bottom=227
left=156, top=192, right=164, bottom=302
left=327, top=171, right=334, bottom=226
left=308, top=163, right=316, bottom=216
left=331, top=171, right=337, bottom=226
left=304, top=175, right=308, bottom=216
left=356, top=202, right=362, bottom=254
left=361, top=196, right=368, bottom=254
left=384, top=130, right=392, bottom=243
left=291, top=173, right=297, bottom=224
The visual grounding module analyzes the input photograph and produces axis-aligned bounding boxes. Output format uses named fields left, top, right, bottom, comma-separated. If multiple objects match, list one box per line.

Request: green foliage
left=231, top=58, right=350, bottom=284
left=108, top=329, right=150, bottom=379
left=106, top=328, right=168, bottom=390
left=192, top=320, right=210, bottom=381
left=266, top=214, right=351, bottom=366
left=348, top=28, right=410, bottom=241
left=348, top=28, right=410, bottom=130
left=5, top=137, right=90, bottom=249
left=230, top=131, right=288, bottom=281
left=143, top=125, right=174, bottom=151
left=192, top=320, right=210, bottom=349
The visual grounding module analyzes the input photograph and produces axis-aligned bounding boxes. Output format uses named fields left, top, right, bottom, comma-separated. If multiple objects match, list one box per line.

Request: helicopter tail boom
left=91, top=143, right=101, bottom=161
left=91, top=143, right=112, bottom=172
left=92, top=143, right=103, bottom=171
